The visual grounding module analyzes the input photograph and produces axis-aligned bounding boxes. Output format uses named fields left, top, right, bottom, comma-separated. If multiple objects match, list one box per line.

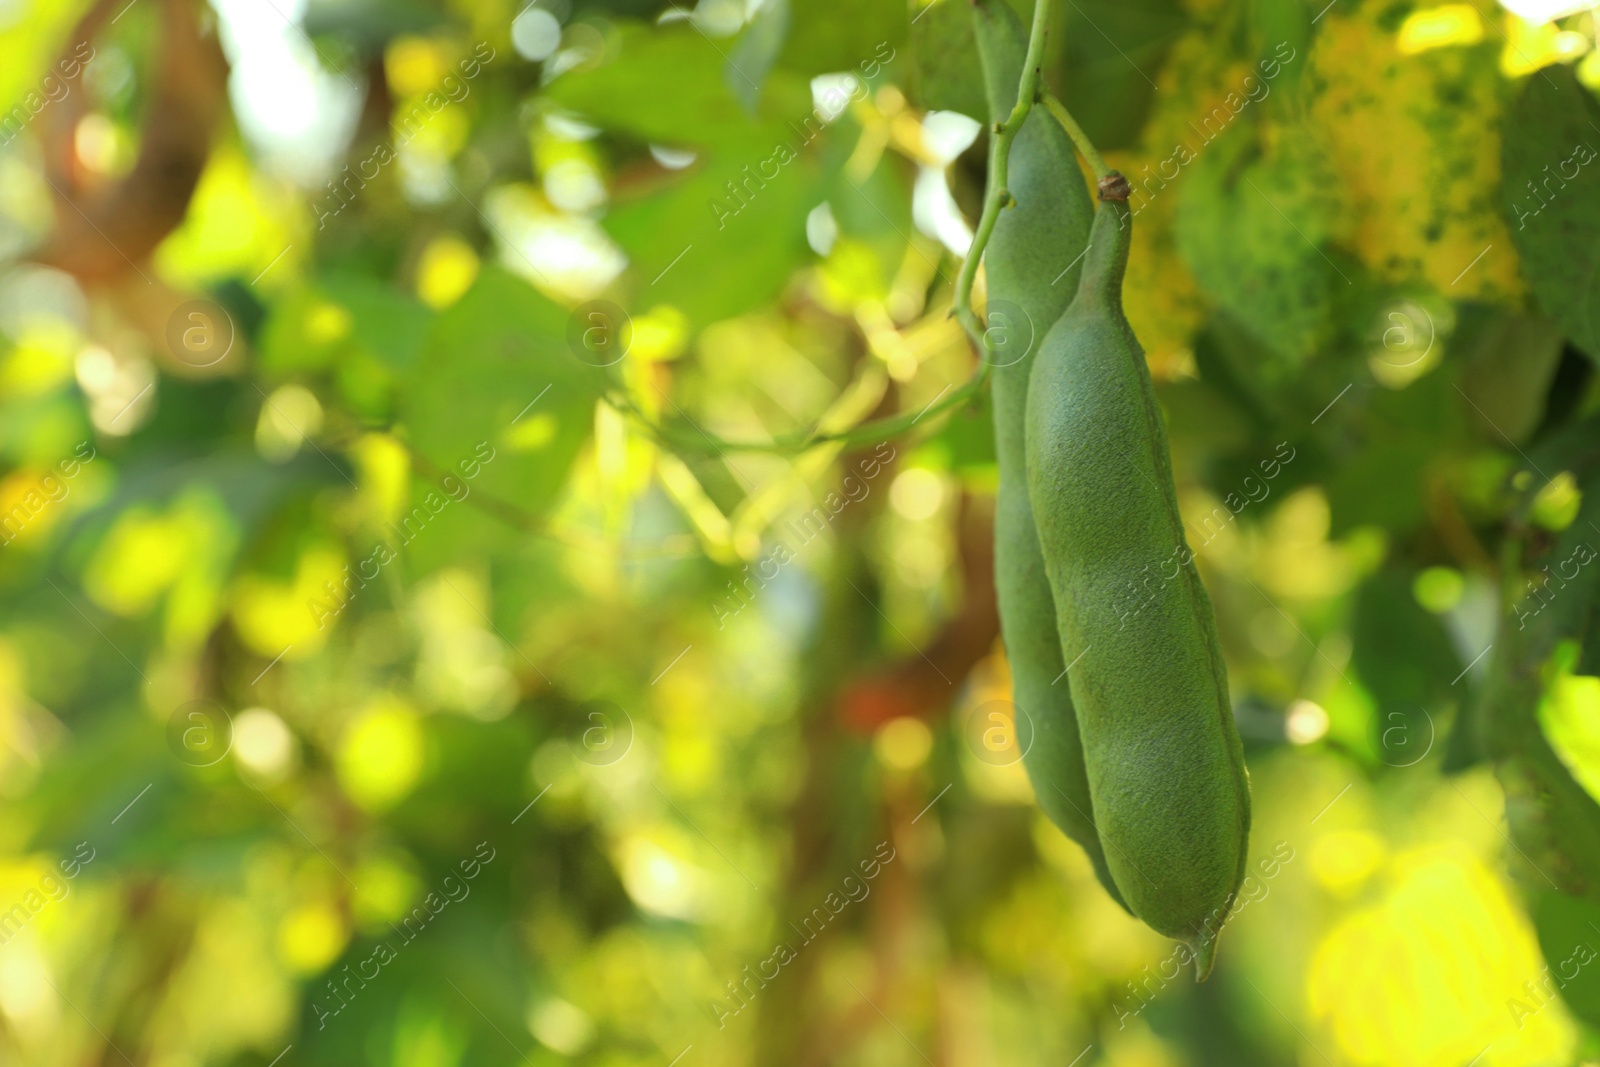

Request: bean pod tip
left=1189, top=935, right=1219, bottom=983
left=1097, top=172, right=1130, bottom=202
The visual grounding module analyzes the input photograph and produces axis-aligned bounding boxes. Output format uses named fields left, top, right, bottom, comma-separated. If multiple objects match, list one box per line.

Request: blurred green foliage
left=0, top=0, right=1599, bottom=1064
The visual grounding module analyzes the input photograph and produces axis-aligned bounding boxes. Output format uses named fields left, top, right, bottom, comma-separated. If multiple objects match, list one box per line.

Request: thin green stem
left=1042, top=93, right=1110, bottom=180
left=952, top=0, right=1054, bottom=348
left=607, top=374, right=986, bottom=456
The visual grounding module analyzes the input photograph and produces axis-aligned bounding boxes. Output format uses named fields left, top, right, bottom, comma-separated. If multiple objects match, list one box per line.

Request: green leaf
left=1349, top=570, right=1461, bottom=766
left=775, top=0, right=906, bottom=79
left=544, top=20, right=811, bottom=147
left=923, top=387, right=996, bottom=473
left=319, top=275, right=432, bottom=374
left=258, top=276, right=429, bottom=377
left=1496, top=728, right=1600, bottom=902
left=255, top=276, right=431, bottom=419
left=1481, top=438, right=1600, bottom=901
left=821, top=143, right=917, bottom=300
left=605, top=137, right=823, bottom=327
left=1502, top=65, right=1600, bottom=364
left=397, top=267, right=597, bottom=568
left=727, top=0, right=791, bottom=113
left=1059, top=0, right=1188, bottom=151
left=1176, top=130, right=1345, bottom=364
left=1323, top=374, right=1461, bottom=536
left=1530, top=891, right=1600, bottom=1031
left=907, top=0, right=985, bottom=116
left=1455, top=309, right=1565, bottom=446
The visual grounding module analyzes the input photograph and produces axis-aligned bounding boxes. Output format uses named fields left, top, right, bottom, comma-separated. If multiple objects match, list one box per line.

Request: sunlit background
left=0, top=0, right=1599, bottom=1063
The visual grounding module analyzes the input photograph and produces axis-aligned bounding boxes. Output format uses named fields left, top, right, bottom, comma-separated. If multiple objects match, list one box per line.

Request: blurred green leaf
left=822, top=147, right=917, bottom=300
left=1058, top=0, right=1188, bottom=150
left=1323, top=377, right=1456, bottom=536
left=258, top=276, right=430, bottom=386
left=545, top=20, right=812, bottom=146
left=1176, top=130, right=1344, bottom=363
left=1502, top=65, right=1600, bottom=364
left=907, top=0, right=985, bottom=116
left=775, top=0, right=906, bottom=79
left=1531, top=891, right=1600, bottom=1031
left=1485, top=431, right=1600, bottom=901
left=1456, top=309, right=1565, bottom=445
left=398, top=266, right=597, bottom=568
left=606, top=139, right=825, bottom=326
left=924, top=388, right=996, bottom=473
left=728, top=0, right=791, bottom=113
left=1349, top=570, right=1460, bottom=765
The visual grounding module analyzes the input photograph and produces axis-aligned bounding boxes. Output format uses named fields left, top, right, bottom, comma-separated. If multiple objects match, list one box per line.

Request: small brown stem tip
left=1098, top=172, right=1131, bottom=202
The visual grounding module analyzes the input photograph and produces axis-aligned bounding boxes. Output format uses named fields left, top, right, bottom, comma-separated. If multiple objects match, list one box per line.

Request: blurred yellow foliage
left=1397, top=5, right=1484, bottom=55
left=0, top=469, right=70, bottom=548
left=1309, top=6, right=1522, bottom=301
left=230, top=544, right=346, bottom=656
left=350, top=432, right=412, bottom=529
left=338, top=697, right=425, bottom=811
left=255, top=383, right=324, bottom=463
left=400, top=101, right=471, bottom=160
left=0, top=323, right=75, bottom=397
left=386, top=36, right=452, bottom=98
left=277, top=900, right=348, bottom=974
left=874, top=716, right=933, bottom=770
left=630, top=305, right=690, bottom=362
left=1308, top=845, right=1574, bottom=1067
left=415, top=234, right=480, bottom=309
left=1539, top=668, right=1600, bottom=805
left=1255, top=488, right=1362, bottom=601
left=304, top=302, right=353, bottom=345
left=1310, top=829, right=1387, bottom=896
left=616, top=834, right=708, bottom=921
left=352, top=855, right=421, bottom=930
left=84, top=506, right=191, bottom=617
left=156, top=148, right=301, bottom=289
left=1501, top=17, right=1590, bottom=76
left=1530, top=471, right=1581, bottom=531
left=961, top=651, right=1036, bottom=805
left=1110, top=32, right=1229, bottom=371
left=1103, top=1021, right=1184, bottom=1067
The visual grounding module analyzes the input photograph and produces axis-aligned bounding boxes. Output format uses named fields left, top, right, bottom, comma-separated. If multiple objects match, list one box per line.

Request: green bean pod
left=972, top=0, right=1125, bottom=910
left=1025, top=181, right=1251, bottom=978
